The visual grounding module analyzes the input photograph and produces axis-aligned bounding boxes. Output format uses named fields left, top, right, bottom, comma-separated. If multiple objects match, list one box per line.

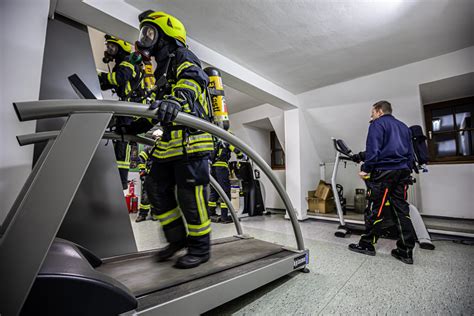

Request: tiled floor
left=130, top=213, right=474, bottom=315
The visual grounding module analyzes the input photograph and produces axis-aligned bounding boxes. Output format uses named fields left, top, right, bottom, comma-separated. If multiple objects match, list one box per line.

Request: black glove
left=98, top=72, right=111, bottom=90
left=150, top=99, right=182, bottom=124
left=351, top=151, right=366, bottom=163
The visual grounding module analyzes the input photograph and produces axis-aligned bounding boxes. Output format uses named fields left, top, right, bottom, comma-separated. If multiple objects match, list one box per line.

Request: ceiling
left=125, top=0, right=474, bottom=95
left=224, top=85, right=265, bottom=114
left=243, top=118, right=274, bottom=131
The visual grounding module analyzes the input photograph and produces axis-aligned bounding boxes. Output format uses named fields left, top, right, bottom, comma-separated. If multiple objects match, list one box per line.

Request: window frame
left=423, top=96, right=474, bottom=164
left=270, top=131, right=285, bottom=170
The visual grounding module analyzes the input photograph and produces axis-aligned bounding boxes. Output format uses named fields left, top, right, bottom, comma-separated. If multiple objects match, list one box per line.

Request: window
left=271, top=131, right=285, bottom=169
left=424, top=96, right=474, bottom=163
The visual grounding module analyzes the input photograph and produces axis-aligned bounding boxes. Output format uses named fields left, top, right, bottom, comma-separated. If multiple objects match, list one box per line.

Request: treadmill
left=326, top=138, right=435, bottom=250
left=0, top=84, right=309, bottom=315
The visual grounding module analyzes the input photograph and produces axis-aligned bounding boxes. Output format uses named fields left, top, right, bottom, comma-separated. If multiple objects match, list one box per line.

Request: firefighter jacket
left=126, top=46, right=214, bottom=161
left=137, top=146, right=154, bottom=173
left=211, top=140, right=243, bottom=168
left=99, top=56, right=142, bottom=101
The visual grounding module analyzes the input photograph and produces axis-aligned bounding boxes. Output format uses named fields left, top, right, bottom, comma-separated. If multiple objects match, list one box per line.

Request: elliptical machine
left=331, top=138, right=435, bottom=250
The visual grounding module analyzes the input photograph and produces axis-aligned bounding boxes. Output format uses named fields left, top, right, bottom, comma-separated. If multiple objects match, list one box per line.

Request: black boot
left=210, top=215, right=221, bottom=223
left=221, top=216, right=233, bottom=224
left=391, top=249, right=413, bottom=264
left=174, top=253, right=210, bottom=269
left=135, top=214, right=147, bottom=223
left=348, top=243, right=376, bottom=256
left=156, top=241, right=186, bottom=262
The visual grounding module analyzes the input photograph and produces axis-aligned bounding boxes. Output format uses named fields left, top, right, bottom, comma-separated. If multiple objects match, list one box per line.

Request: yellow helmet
left=138, top=11, right=186, bottom=46
left=104, top=35, right=132, bottom=53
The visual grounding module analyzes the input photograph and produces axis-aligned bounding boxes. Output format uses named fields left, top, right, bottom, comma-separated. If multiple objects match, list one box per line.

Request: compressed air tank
left=204, top=67, right=230, bottom=130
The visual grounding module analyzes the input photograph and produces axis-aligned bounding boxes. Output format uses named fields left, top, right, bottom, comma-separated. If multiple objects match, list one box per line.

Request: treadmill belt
left=97, top=237, right=284, bottom=296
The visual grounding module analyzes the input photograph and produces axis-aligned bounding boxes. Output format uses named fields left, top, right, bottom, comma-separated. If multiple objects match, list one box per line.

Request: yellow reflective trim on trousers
left=139, top=204, right=151, bottom=209
left=188, top=226, right=211, bottom=237
left=212, top=161, right=228, bottom=168
left=138, top=163, right=146, bottom=169
left=199, top=185, right=208, bottom=221
left=195, top=186, right=206, bottom=223
left=176, top=61, right=195, bottom=77
left=373, top=219, right=383, bottom=225
left=208, top=201, right=217, bottom=207
left=125, top=144, right=131, bottom=163
left=117, top=160, right=130, bottom=169
left=119, top=61, right=137, bottom=77
left=220, top=203, right=228, bottom=209
left=187, top=219, right=211, bottom=230
left=187, top=219, right=212, bottom=236
left=155, top=207, right=182, bottom=226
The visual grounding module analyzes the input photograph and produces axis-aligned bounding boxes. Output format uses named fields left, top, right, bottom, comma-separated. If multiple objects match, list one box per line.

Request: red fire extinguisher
left=126, top=180, right=138, bottom=213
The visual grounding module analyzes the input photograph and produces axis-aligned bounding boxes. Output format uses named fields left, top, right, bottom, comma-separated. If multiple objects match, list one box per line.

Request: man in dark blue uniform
left=126, top=11, right=214, bottom=269
left=349, top=101, right=416, bottom=264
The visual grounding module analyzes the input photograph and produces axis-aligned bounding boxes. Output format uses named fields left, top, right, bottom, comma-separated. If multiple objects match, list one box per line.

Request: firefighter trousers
left=138, top=176, right=155, bottom=217
left=359, top=169, right=415, bottom=258
left=145, top=157, right=211, bottom=256
left=209, top=165, right=231, bottom=219
left=113, top=140, right=131, bottom=190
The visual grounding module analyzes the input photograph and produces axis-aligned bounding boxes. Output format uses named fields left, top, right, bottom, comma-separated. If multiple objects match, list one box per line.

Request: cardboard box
left=314, top=180, right=333, bottom=200
left=307, top=197, right=336, bottom=214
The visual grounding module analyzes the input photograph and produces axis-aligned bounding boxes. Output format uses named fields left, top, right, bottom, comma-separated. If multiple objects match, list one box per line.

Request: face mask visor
left=137, top=24, right=159, bottom=49
left=105, top=42, right=119, bottom=56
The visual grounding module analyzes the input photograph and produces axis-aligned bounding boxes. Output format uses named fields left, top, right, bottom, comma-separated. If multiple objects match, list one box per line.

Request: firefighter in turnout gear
left=209, top=138, right=244, bottom=223
left=135, top=129, right=163, bottom=223
left=126, top=10, right=214, bottom=269
left=98, top=35, right=143, bottom=190
left=135, top=145, right=156, bottom=222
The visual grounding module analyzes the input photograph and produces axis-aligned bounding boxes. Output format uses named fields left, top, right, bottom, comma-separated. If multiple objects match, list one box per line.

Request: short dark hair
left=373, top=100, right=392, bottom=114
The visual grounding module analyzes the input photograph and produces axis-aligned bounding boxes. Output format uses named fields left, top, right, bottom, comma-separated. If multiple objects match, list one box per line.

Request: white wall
left=286, top=109, right=321, bottom=219
left=229, top=104, right=286, bottom=209
left=299, top=46, right=474, bottom=219
left=323, top=162, right=366, bottom=208
left=0, top=0, right=50, bottom=224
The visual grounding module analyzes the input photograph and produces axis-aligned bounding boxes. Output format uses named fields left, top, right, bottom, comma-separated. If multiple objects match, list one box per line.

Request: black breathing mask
left=102, top=42, right=119, bottom=63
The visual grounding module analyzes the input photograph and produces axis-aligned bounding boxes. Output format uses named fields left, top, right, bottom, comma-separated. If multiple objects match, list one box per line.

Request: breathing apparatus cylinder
left=204, top=67, right=230, bottom=130
left=143, top=61, right=156, bottom=91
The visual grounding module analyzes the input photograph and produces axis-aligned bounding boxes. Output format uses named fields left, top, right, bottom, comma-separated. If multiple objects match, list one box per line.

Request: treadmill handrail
left=16, top=131, right=244, bottom=236
left=13, top=100, right=304, bottom=250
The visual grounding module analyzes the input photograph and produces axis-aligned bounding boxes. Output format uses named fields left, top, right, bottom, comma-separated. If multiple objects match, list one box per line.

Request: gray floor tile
left=130, top=213, right=474, bottom=315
